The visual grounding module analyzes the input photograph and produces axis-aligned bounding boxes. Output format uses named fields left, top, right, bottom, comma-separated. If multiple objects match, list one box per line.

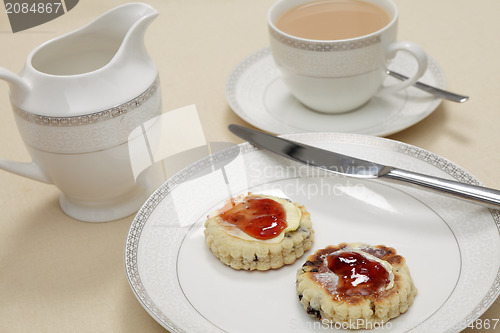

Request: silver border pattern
left=14, top=76, right=159, bottom=127
left=268, top=27, right=381, bottom=51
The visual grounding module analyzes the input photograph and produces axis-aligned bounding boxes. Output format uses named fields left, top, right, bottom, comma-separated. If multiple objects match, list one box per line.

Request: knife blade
left=228, top=124, right=500, bottom=209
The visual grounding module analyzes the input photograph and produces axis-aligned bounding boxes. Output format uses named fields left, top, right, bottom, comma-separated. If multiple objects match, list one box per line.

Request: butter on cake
left=204, top=193, right=314, bottom=270
left=296, top=242, right=416, bottom=328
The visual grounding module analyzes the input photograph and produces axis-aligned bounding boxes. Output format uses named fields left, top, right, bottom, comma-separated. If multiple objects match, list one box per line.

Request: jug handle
left=0, top=68, right=51, bottom=184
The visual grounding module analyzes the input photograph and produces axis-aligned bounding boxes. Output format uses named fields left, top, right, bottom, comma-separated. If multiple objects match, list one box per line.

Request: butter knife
left=229, top=124, right=500, bottom=209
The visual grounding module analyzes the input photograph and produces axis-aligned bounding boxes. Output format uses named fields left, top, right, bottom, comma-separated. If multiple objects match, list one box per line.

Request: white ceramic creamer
left=0, top=3, right=162, bottom=222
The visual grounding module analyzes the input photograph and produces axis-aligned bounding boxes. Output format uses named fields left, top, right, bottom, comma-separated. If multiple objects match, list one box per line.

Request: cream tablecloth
left=0, top=0, right=498, bottom=332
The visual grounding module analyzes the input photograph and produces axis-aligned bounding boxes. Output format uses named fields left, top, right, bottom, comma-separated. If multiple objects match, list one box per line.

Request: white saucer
left=226, top=47, right=446, bottom=136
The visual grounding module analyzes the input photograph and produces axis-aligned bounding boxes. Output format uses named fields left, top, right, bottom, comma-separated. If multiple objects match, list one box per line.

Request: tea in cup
left=268, top=0, right=428, bottom=113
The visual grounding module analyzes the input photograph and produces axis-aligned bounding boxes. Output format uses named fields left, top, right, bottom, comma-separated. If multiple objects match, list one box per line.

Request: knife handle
left=382, top=168, right=500, bottom=210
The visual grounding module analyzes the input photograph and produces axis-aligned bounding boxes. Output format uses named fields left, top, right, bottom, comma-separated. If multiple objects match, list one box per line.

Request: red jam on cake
left=219, top=196, right=288, bottom=240
left=204, top=193, right=314, bottom=270
left=297, top=242, right=416, bottom=329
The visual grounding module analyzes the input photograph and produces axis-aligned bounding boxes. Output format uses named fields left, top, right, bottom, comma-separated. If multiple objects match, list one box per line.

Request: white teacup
left=268, top=0, right=428, bottom=113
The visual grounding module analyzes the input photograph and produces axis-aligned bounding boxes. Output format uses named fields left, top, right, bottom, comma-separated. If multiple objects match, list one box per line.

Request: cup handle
left=378, top=41, right=428, bottom=96
left=0, top=68, right=51, bottom=183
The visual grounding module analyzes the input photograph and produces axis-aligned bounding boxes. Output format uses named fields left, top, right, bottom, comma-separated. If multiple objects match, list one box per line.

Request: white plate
left=125, top=133, right=499, bottom=333
left=226, top=48, right=445, bottom=136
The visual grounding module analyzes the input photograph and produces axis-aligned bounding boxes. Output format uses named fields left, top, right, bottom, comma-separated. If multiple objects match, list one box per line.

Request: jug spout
left=86, top=3, right=159, bottom=64
left=118, top=3, right=159, bottom=59
left=0, top=67, right=30, bottom=104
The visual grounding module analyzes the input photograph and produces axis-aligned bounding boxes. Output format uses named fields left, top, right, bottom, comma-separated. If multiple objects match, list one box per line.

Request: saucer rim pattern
left=226, top=47, right=446, bottom=137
